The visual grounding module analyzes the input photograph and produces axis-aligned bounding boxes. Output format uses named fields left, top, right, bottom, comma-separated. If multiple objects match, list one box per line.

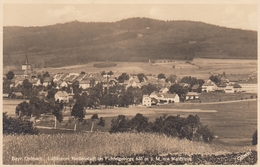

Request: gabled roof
left=162, top=93, right=177, bottom=98
left=203, top=80, right=215, bottom=86
left=186, top=92, right=199, bottom=96
left=150, top=91, right=163, bottom=98
left=191, top=85, right=199, bottom=89
left=55, top=91, right=68, bottom=97
left=233, top=83, right=242, bottom=88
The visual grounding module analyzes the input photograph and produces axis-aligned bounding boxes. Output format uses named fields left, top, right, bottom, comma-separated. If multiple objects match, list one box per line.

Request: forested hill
left=3, top=17, right=257, bottom=68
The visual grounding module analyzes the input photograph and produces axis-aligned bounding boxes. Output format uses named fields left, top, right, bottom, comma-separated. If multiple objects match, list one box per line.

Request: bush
left=110, top=114, right=214, bottom=143
left=252, top=130, right=257, bottom=145
left=3, top=112, right=39, bottom=135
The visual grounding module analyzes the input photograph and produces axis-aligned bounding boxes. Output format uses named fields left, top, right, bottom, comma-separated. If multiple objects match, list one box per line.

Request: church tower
left=22, top=55, right=31, bottom=71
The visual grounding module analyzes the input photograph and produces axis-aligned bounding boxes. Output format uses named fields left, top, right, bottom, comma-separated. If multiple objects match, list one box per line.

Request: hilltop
left=3, top=17, right=257, bottom=68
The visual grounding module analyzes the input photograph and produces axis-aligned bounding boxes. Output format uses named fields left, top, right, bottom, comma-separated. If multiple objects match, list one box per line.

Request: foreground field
left=3, top=133, right=257, bottom=165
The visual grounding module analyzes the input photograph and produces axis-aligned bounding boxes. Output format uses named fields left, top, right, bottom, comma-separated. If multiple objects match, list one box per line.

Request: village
left=3, top=55, right=257, bottom=109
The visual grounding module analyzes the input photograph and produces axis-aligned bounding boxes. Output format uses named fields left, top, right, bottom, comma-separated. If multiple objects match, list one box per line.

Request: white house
left=43, top=77, right=53, bottom=87
left=186, top=92, right=200, bottom=100
left=238, top=79, right=257, bottom=93
left=233, top=83, right=242, bottom=92
left=224, top=86, right=234, bottom=93
left=161, top=93, right=180, bottom=103
left=79, top=79, right=91, bottom=89
left=142, top=95, right=151, bottom=106
left=54, top=91, right=69, bottom=103
left=202, top=80, right=217, bottom=92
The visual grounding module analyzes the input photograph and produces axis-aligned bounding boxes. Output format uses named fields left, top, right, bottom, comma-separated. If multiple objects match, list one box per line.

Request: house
left=161, top=93, right=180, bottom=103
left=142, top=95, right=151, bottom=106
left=56, top=80, right=68, bottom=89
left=10, top=92, right=23, bottom=99
left=238, top=79, right=257, bottom=93
left=186, top=92, right=199, bottom=100
left=227, top=76, right=238, bottom=84
left=150, top=91, right=179, bottom=104
left=79, top=79, right=91, bottom=89
left=224, top=86, right=234, bottom=93
left=150, top=91, right=163, bottom=100
left=216, top=83, right=226, bottom=91
left=31, top=79, right=42, bottom=87
left=54, top=91, right=69, bottom=103
left=233, top=83, right=242, bottom=92
left=43, top=77, right=53, bottom=87
left=191, top=85, right=199, bottom=92
left=202, top=80, right=217, bottom=92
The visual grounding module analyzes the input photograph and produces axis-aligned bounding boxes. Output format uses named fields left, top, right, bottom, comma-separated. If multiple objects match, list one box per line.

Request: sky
left=2, top=1, right=258, bottom=31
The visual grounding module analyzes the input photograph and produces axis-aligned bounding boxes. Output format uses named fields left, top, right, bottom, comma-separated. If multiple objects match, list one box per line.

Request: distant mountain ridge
left=3, top=17, right=257, bottom=68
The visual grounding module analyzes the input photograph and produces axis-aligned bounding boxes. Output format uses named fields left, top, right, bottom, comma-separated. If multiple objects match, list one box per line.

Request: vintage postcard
left=1, top=0, right=258, bottom=165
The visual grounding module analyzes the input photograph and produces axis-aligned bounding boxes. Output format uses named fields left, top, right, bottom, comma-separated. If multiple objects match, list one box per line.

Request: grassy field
left=3, top=97, right=257, bottom=146
left=4, top=58, right=257, bottom=79
left=3, top=133, right=257, bottom=165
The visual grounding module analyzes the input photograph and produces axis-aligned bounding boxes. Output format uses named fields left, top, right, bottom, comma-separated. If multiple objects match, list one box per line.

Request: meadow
left=4, top=58, right=257, bottom=80
left=3, top=97, right=257, bottom=147
left=3, top=133, right=257, bottom=165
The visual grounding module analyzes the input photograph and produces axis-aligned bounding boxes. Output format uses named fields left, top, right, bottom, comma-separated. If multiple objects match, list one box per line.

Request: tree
left=97, top=117, right=105, bottom=127
left=141, top=84, right=158, bottom=95
left=29, top=96, right=46, bottom=118
left=158, top=73, right=166, bottom=79
left=15, top=101, right=31, bottom=117
left=110, top=115, right=129, bottom=133
left=137, top=73, right=146, bottom=82
left=90, top=114, right=99, bottom=132
left=3, top=112, right=39, bottom=135
left=118, top=73, right=130, bottom=83
left=71, top=97, right=86, bottom=131
left=72, top=80, right=81, bottom=95
left=80, top=71, right=86, bottom=74
left=6, top=71, right=14, bottom=80
left=128, top=113, right=151, bottom=132
left=46, top=101, right=63, bottom=129
left=209, top=75, right=220, bottom=84
left=166, top=74, right=177, bottom=83
left=107, top=71, right=114, bottom=76
left=169, top=84, right=188, bottom=101
left=22, top=79, right=32, bottom=90
left=127, top=86, right=142, bottom=105
left=101, top=71, right=106, bottom=76
left=47, top=89, right=57, bottom=99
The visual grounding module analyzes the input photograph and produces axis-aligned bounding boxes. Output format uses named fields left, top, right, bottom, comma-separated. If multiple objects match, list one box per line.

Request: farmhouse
left=161, top=93, right=180, bottom=103
left=54, top=91, right=69, bottom=103
left=202, top=80, right=217, bottom=92
left=149, top=91, right=179, bottom=104
left=142, top=95, right=151, bottom=106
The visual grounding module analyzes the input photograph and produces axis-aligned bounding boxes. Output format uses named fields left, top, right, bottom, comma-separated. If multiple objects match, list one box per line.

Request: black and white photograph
left=1, top=0, right=258, bottom=165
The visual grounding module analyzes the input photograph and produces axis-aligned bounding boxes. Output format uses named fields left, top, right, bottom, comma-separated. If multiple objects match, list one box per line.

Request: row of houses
left=201, top=77, right=257, bottom=93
